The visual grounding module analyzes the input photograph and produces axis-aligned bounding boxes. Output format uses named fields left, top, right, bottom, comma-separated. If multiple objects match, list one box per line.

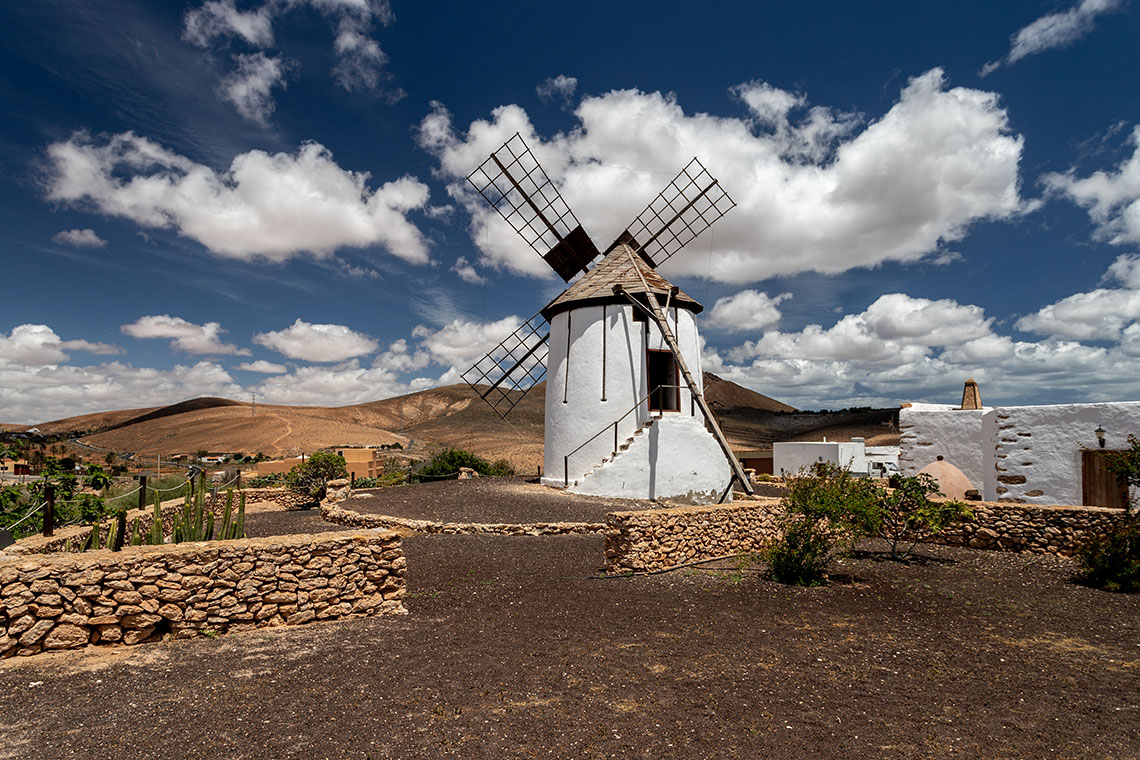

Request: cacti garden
left=72, top=474, right=246, bottom=553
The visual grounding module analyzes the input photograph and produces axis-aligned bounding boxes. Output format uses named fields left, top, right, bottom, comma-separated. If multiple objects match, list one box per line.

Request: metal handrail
left=563, top=384, right=691, bottom=486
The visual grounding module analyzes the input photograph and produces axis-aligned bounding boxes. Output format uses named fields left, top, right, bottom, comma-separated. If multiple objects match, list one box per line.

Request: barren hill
left=81, top=402, right=407, bottom=458
left=28, top=375, right=897, bottom=470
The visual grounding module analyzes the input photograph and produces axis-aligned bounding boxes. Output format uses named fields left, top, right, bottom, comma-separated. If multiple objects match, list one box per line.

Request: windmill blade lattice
left=624, top=158, right=736, bottom=268
left=467, top=133, right=599, bottom=281
left=460, top=312, right=550, bottom=419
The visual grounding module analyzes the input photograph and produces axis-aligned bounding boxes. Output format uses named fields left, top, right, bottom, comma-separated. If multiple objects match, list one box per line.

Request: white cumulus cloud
left=122, top=315, right=249, bottom=355
left=234, top=359, right=287, bottom=374
left=45, top=131, right=431, bottom=264
left=537, top=75, right=578, bottom=105
left=219, top=53, right=290, bottom=125
left=1043, top=125, right=1140, bottom=247
left=52, top=228, right=106, bottom=248
left=982, top=0, right=1123, bottom=75
left=183, top=0, right=274, bottom=47
left=184, top=0, right=398, bottom=118
left=419, top=69, right=1028, bottom=283
left=451, top=256, right=485, bottom=285
left=706, top=290, right=790, bottom=332
left=253, top=319, right=378, bottom=362
left=1016, top=253, right=1140, bottom=341
left=0, top=325, right=121, bottom=366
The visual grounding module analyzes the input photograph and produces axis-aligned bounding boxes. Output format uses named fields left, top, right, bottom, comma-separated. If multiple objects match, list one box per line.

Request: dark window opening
left=647, top=349, right=679, bottom=412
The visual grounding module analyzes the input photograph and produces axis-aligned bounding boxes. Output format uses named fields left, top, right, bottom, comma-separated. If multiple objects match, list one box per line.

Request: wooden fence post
left=42, top=484, right=55, bottom=537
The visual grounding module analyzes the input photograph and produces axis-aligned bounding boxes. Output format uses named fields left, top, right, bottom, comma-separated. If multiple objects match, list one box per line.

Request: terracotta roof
left=540, top=243, right=702, bottom=320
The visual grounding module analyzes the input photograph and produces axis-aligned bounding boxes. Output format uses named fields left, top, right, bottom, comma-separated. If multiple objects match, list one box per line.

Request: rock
left=18, top=618, right=55, bottom=646
left=122, top=626, right=155, bottom=646
left=44, top=624, right=90, bottom=650
left=112, top=590, right=143, bottom=605
left=120, top=613, right=162, bottom=629
left=285, top=609, right=315, bottom=625
left=157, top=604, right=183, bottom=620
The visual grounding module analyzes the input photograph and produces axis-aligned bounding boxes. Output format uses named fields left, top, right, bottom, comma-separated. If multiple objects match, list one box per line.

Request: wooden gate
left=1081, top=450, right=1129, bottom=508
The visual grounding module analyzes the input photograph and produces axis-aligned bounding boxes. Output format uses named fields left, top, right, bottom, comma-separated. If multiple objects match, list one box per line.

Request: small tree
left=877, top=474, right=972, bottom=559
left=1105, top=434, right=1140, bottom=514
left=285, top=451, right=347, bottom=505
left=767, top=462, right=883, bottom=586
left=1077, top=434, right=1140, bottom=592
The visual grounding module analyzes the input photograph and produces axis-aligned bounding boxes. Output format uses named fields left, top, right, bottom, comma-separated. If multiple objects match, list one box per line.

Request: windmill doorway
left=647, top=349, right=679, bottom=412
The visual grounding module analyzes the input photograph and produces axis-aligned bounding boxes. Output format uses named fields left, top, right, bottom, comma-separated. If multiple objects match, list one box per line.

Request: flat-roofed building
left=335, top=447, right=385, bottom=480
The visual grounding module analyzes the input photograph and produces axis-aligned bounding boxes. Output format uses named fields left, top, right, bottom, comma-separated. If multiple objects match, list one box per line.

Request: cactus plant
left=131, top=517, right=141, bottom=546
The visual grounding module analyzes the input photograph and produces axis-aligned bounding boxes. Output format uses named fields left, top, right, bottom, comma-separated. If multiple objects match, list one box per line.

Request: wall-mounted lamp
left=1095, top=425, right=1106, bottom=449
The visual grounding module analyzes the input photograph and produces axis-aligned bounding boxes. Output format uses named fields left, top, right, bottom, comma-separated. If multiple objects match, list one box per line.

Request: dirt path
left=266, top=413, right=294, bottom=454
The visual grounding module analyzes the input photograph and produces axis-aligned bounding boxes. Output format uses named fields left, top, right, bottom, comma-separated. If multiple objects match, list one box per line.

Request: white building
left=539, top=244, right=731, bottom=503
left=774, top=440, right=870, bottom=477
left=900, top=384, right=1139, bottom=507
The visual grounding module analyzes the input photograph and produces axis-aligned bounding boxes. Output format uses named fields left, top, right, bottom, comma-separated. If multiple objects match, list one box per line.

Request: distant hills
left=13, top=374, right=897, bottom=470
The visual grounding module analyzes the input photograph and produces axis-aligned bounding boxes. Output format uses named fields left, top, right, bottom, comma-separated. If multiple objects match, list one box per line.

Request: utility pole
left=251, top=392, right=258, bottom=416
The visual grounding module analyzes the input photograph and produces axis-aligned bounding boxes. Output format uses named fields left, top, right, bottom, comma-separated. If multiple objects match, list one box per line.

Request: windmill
left=461, top=133, right=753, bottom=502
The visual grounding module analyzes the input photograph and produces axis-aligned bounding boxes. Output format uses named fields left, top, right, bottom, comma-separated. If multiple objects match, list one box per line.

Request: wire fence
left=2, top=501, right=44, bottom=532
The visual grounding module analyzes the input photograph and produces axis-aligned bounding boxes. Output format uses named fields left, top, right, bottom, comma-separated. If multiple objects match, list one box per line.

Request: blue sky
left=3, top=0, right=1140, bottom=423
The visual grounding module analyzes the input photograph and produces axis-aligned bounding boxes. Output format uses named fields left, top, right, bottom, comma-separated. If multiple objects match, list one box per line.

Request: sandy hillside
left=26, top=376, right=898, bottom=469
left=83, top=404, right=407, bottom=458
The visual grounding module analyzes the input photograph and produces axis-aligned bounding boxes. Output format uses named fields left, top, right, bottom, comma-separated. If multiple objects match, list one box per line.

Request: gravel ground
left=243, top=506, right=350, bottom=537
left=1, top=532, right=1137, bottom=759
left=345, top=476, right=659, bottom=524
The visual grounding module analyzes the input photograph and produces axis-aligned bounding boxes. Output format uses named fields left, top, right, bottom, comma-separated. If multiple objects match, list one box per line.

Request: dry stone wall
left=0, top=530, right=405, bottom=658
left=320, top=499, right=604, bottom=536
left=602, top=497, right=1128, bottom=573
left=603, top=498, right=783, bottom=573
left=922, top=500, right=1124, bottom=556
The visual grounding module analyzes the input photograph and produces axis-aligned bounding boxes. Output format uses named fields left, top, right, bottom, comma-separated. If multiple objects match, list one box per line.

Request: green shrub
left=767, top=515, right=835, bottom=586
left=767, top=462, right=883, bottom=586
left=285, top=451, right=347, bottom=504
left=878, top=474, right=972, bottom=559
left=413, top=449, right=496, bottom=482
left=1077, top=513, right=1140, bottom=593
left=245, top=473, right=284, bottom=488
left=488, top=458, right=515, bottom=477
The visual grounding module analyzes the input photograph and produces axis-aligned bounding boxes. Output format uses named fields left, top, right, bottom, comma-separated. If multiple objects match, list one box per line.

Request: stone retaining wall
left=320, top=500, right=604, bottom=536
left=603, top=498, right=783, bottom=573
left=602, top=497, right=1129, bottom=573
left=13, top=488, right=312, bottom=555
left=924, top=500, right=1124, bottom=556
left=0, top=530, right=405, bottom=658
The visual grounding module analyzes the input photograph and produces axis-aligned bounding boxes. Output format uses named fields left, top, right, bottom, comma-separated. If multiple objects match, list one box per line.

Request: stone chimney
left=960, top=378, right=982, bottom=410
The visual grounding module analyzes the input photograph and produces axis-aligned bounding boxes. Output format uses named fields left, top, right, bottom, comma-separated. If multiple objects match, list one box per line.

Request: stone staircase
left=570, top=417, right=659, bottom=488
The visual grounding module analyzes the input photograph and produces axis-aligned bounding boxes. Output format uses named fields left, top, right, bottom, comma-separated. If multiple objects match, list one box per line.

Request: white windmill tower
left=461, top=134, right=753, bottom=503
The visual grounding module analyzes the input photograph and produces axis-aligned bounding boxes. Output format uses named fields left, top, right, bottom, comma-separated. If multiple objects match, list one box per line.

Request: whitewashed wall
left=898, top=405, right=990, bottom=490
left=542, top=304, right=707, bottom=489
left=568, top=414, right=730, bottom=503
left=989, top=402, right=1140, bottom=505
left=773, top=442, right=868, bottom=476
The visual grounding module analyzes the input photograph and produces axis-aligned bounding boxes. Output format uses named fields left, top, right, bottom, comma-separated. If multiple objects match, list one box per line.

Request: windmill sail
left=467, top=133, right=600, bottom=282
left=623, top=157, right=736, bottom=268
left=460, top=312, right=550, bottom=419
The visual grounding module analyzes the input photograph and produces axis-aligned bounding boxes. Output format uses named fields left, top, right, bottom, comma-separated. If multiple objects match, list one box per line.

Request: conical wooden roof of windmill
left=540, top=235, right=702, bottom=321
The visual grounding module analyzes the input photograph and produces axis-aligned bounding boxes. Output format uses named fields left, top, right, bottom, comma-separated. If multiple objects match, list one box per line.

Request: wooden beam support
left=615, top=282, right=754, bottom=496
